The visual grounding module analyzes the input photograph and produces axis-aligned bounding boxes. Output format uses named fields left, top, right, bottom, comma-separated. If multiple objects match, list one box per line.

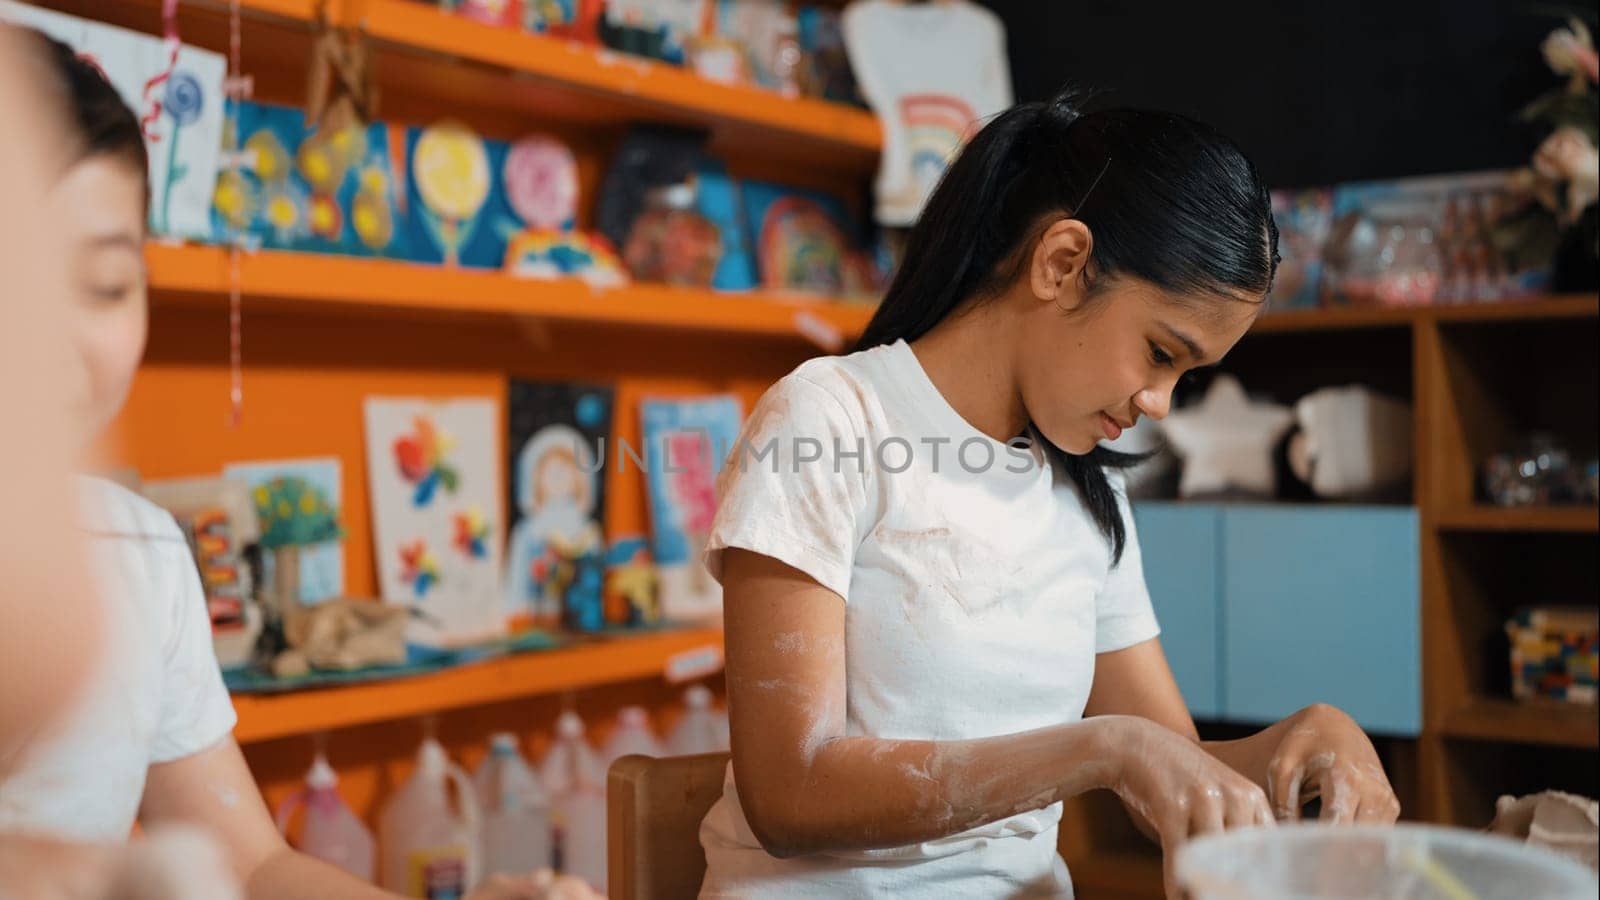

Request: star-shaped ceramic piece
left=1160, top=375, right=1294, bottom=498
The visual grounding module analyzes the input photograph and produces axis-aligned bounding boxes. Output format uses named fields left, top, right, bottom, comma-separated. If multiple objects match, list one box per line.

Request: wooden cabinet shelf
left=232, top=627, right=724, bottom=744
left=1434, top=506, right=1599, bottom=534
left=1439, top=698, right=1599, bottom=749
left=1251, top=294, right=1598, bottom=335
left=147, top=243, right=875, bottom=344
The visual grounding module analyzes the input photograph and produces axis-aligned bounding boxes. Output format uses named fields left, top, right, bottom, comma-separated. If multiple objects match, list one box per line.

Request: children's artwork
left=623, top=185, right=724, bottom=286
left=143, top=476, right=264, bottom=669
left=694, top=165, right=757, bottom=291
left=504, top=135, right=578, bottom=229
left=604, top=535, right=660, bottom=628
left=222, top=459, right=346, bottom=605
left=1, top=1, right=226, bottom=241
left=406, top=122, right=532, bottom=268
left=740, top=179, right=853, bottom=294
left=506, top=381, right=614, bottom=631
left=365, top=398, right=504, bottom=647
left=639, top=394, right=743, bottom=623
left=504, top=230, right=629, bottom=286
left=212, top=100, right=410, bottom=258
left=1268, top=189, right=1333, bottom=310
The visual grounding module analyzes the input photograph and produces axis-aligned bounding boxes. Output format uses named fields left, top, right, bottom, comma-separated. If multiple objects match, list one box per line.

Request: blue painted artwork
left=403, top=124, right=523, bottom=269
left=694, top=163, right=757, bottom=292
left=211, top=100, right=411, bottom=259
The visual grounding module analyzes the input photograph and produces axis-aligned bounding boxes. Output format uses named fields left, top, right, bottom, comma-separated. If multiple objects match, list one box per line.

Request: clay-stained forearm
left=735, top=714, right=1126, bottom=858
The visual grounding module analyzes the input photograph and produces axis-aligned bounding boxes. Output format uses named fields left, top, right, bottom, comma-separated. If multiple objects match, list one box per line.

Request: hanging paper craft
left=640, top=394, right=743, bottom=623
left=222, top=458, right=346, bottom=605
left=2, top=1, right=226, bottom=241
left=506, top=381, right=614, bottom=632
left=365, top=398, right=504, bottom=647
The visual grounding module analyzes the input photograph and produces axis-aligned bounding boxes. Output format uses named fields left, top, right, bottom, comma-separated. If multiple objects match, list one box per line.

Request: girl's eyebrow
left=1159, top=322, right=1206, bottom=363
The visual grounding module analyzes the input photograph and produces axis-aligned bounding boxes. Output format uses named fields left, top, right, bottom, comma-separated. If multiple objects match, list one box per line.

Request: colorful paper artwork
left=505, top=381, right=614, bottom=632
left=212, top=100, right=409, bottom=258
left=1, top=0, right=226, bottom=241
left=639, top=394, right=743, bottom=623
left=740, top=179, right=853, bottom=294
left=222, top=458, right=346, bottom=605
left=364, top=398, right=504, bottom=647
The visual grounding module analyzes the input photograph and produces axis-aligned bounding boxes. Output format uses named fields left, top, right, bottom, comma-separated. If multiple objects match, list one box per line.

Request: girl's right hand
left=1097, top=716, right=1275, bottom=899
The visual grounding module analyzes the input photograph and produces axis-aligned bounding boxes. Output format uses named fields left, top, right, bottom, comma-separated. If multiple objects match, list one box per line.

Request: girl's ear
left=1029, top=218, right=1094, bottom=310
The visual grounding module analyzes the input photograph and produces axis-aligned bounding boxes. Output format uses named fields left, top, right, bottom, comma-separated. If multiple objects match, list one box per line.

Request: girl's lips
left=1100, top=412, right=1123, bottom=441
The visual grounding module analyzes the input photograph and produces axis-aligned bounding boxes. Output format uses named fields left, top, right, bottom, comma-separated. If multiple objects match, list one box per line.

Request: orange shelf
left=1440, top=697, right=1599, bottom=749
left=1252, top=294, right=1599, bottom=335
left=232, top=627, right=724, bottom=744
left=146, top=243, right=876, bottom=345
left=353, top=0, right=881, bottom=169
left=1434, top=505, right=1599, bottom=534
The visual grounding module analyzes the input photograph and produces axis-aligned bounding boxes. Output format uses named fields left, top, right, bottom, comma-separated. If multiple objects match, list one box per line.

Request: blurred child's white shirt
left=0, top=477, right=237, bottom=840
left=698, top=340, right=1159, bottom=899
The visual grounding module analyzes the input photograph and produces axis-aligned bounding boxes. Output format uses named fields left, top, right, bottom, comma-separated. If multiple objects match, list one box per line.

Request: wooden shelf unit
left=1416, top=302, right=1598, bottom=826
left=1439, top=697, right=1599, bottom=750
left=1434, top=505, right=1599, bottom=534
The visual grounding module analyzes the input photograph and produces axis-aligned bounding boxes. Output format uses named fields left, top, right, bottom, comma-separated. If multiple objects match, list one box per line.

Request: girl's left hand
left=1265, top=703, right=1401, bottom=824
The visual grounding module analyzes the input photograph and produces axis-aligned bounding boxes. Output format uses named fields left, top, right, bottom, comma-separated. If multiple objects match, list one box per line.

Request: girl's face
left=1013, top=224, right=1262, bottom=455
left=53, top=157, right=147, bottom=447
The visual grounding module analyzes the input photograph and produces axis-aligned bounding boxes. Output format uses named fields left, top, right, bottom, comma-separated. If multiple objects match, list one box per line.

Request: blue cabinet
left=1220, top=506, right=1420, bottom=736
left=1131, top=505, right=1221, bottom=719
left=1132, top=503, right=1420, bottom=737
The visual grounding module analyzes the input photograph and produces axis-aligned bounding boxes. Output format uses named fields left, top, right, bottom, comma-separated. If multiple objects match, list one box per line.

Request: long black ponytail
left=855, top=89, right=1279, bottom=564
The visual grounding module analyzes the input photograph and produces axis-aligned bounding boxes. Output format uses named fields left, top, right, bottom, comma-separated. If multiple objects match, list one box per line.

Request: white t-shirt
left=0, top=478, right=238, bottom=841
left=698, top=340, right=1159, bottom=898
left=842, top=0, right=1013, bottom=226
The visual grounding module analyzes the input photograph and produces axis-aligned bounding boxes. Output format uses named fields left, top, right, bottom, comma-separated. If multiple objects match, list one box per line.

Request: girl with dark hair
left=0, top=30, right=545, bottom=900
left=700, top=91, right=1399, bottom=897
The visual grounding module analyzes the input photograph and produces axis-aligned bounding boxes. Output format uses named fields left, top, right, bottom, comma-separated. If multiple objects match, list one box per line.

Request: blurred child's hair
left=30, top=29, right=148, bottom=194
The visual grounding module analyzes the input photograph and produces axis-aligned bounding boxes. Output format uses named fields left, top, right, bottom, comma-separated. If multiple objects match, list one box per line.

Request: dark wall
left=979, top=0, right=1559, bottom=188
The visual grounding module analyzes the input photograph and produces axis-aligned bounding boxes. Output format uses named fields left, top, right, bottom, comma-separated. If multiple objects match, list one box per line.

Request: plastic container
left=274, top=752, right=376, bottom=881
left=601, top=706, right=665, bottom=767
left=1175, top=823, right=1599, bottom=900
left=665, top=685, right=731, bottom=756
left=541, top=711, right=608, bottom=892
left=473, top=732, right=554, bottom=878
left=379, top=737, right=480, bottom=898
